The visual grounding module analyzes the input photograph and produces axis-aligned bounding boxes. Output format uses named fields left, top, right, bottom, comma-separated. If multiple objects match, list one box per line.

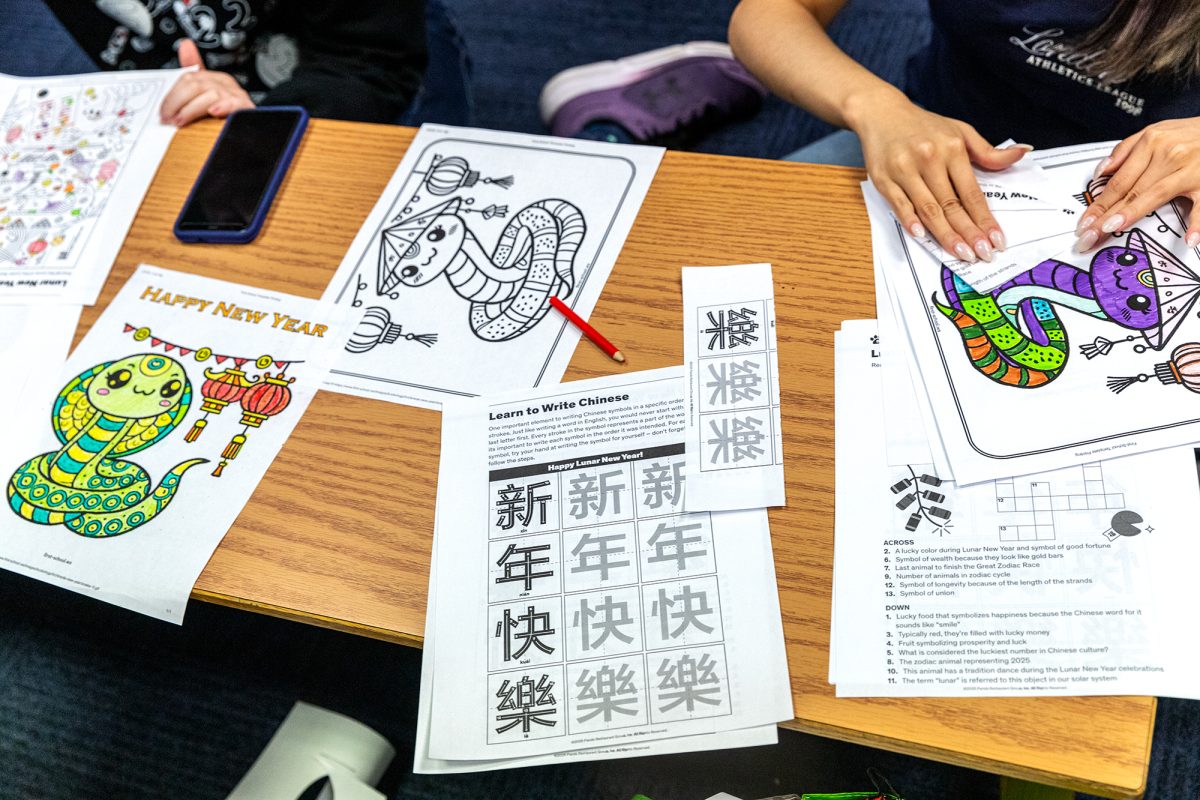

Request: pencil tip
left=612, top=351, right=626, bottom=363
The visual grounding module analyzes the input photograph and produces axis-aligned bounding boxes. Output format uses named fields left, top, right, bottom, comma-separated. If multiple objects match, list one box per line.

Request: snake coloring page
left=321, top=124, right=663, bottom=410
left=0, top=265, right=350, bottom=622
left=869, top=141, right=1200, bottom=483
left=0, top=69, right=187, bottom=304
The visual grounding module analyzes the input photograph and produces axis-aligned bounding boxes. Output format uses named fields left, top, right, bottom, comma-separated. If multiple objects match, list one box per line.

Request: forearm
left=728, top=0, right=907, bottom=131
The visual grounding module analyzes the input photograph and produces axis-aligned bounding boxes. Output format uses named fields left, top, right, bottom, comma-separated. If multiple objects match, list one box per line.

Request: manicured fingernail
left=909, top=222, right=926, bottom=238
left=1187, top=231, right=1200, bottom=248
left=1100, top=215, right=1124, bottom=233
left=1074, top=229, right=1099, bottom=253
left=989, top=230, right=1006, bottom=251
left=1011, top=143, right=1034, bottom=152
left=1093, top=157, right=1112, bottom=178
left=1075, top=214, right=1096, bottom=234
left=974, top=239, right=993, bottom=262
left=953, top=242, right=977, bottom=263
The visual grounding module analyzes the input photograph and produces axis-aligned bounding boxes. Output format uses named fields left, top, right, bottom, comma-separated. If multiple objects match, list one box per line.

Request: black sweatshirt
left=43, top=0, right=427, bottom=123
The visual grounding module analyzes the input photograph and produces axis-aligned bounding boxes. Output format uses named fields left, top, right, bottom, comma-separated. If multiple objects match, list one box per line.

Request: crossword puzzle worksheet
left=423, top=367, right=792, bottom=761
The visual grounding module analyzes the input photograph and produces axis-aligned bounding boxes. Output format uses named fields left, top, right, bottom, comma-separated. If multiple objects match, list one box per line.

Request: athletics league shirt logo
left=1008, top=26, right=1146, bottom=117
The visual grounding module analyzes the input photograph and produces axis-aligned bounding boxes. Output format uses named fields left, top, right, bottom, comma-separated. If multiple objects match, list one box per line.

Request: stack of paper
left=831, top=142, right=1200, bottom=698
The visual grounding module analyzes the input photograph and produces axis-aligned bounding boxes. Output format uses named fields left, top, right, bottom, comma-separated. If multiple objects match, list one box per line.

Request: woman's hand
left=159, top=40, right=255, bottom=127
left=1076, top=118, right=1200, bottom=252
left=853, top=91, right=1031, bottom=263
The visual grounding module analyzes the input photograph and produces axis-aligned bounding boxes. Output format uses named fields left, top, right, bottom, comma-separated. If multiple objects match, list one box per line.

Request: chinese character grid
left=486, top=451, right=732, bottom=744
left=696, top=300, right=781, bottom=472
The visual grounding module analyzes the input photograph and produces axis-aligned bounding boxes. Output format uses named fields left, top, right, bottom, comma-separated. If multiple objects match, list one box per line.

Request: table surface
left=82, top=119, right=1155, bottom=799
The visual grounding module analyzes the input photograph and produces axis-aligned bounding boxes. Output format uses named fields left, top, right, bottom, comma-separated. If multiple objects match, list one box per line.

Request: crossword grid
left=994, top=463, right=1126, bottom=542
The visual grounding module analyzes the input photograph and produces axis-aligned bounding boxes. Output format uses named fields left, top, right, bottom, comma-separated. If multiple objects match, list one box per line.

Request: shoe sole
left=538, top=41, right=737, bottom=125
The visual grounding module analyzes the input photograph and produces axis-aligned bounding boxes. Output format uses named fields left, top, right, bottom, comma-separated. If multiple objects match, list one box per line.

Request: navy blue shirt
left=906, top=0, right=1200, bottom=147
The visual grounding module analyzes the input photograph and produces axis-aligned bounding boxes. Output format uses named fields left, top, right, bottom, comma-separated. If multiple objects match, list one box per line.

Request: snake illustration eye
left=1117, top=252, right=1138, bottom=266
left=1127, top=294, right=1151, bottom=311
left=160, top=379, right=182, bottom=399
left=105, top=369, right=132, bottom=389
left=427, top=225, right=446, bottom=242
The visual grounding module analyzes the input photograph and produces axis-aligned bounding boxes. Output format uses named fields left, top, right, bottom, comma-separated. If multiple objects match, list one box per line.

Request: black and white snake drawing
left=376, top=196, right=586, bottom=341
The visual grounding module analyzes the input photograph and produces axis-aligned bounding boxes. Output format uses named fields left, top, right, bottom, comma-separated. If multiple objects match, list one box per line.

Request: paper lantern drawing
left=212, top=373, right=295, bottom=477
left=1107, top=341, right=1200, bottom=394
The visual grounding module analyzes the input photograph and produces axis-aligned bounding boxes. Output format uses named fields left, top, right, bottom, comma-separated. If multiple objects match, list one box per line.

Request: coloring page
left=0, top=304, right=82, bottom=453
left=425, top=367, right=791, bottom=760
left=321, top=124, right=663, bottom=409
left=869, top=142, right=1200, bottom=483
left=0, top=69, right=187, bottom=304
left=0, top=265, right=350, bottom=621
left=682, top=264, right=784, bottom=511
left=832, top=321, right=1200, bottom=699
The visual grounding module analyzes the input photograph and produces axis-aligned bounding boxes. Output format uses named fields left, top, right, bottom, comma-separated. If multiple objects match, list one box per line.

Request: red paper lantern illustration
left=212, top=373, right=295, bottom=477
left=183, top=367, right=255, bottom=443
left=1107, top=341, right=1200, bottom=394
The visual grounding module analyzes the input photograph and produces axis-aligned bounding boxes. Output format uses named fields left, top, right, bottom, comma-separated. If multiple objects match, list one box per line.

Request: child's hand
left=160, top=40, right=255, bottom=127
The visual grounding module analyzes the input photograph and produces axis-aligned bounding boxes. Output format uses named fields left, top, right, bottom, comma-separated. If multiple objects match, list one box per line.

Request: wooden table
left=82, top=119, right=1155, bottom=799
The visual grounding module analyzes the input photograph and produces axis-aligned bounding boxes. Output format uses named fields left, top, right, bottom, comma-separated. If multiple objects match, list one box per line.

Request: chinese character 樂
left=495, top=674, right=557, bottom=734
left=706, top=415, right=766, bottom=464
left=706, top=359, right=763, bottom=406
left=704, top=307, right=760, bottom=350
left=575, top=663, right=639, bottom=723
left=656, top=652, right=722, bottom=712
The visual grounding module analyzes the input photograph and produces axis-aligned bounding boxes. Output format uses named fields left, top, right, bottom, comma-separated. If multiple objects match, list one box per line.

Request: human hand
left=160, top=40, right=255, bottom=127
left=1075, top=118, right=1200, bottom=252
left=854, top=93, right=1031, bottom=263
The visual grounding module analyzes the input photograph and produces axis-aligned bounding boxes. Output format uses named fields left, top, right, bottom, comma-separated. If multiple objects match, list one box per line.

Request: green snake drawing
left=376, top=196, right=586, bottom=341
left=7, top=353, right=205, bottom=538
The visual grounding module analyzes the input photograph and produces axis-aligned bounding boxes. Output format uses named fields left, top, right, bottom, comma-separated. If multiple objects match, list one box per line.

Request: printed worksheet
left=0, top=265, right=350, bottom=621
left=424, top=367, right=792, bottom=761
left=0, top=304, right=82, bottom=453
left=415, top=509, right=778, bottom=774
left=868, top=142, right=1200, bottom=484
left=682, top=264, right=784, bottom=511
left=321, top=124, right=663, bottom=409
left=832, top=321, right=1200, bottom=698
left=0, top=69, right=187, bottom=304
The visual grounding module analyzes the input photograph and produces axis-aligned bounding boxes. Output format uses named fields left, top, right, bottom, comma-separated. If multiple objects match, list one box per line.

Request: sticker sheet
left=321, top=124, right=663, bottom=409
left=0, top=265, right=350, bottom=621
left=868, top=141, right=1200, bottom=484
left=682, top=264, right=784, bottom=511
left=424, top=367, right=792, bottom=761
left=831, top=320, right=1200, bottom=699
left=0, top=69, right=187, bottom=304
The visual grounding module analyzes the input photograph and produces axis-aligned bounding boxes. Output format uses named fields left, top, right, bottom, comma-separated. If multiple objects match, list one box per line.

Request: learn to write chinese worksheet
left=423, top=367, right=792, bottom=762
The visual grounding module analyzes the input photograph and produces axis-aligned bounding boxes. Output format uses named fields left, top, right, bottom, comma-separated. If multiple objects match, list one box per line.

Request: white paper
left=423, top=366, right=792, bottom=761
left=865, top=145, right=1200, bottom=484
left=0, top=69, right=188, bottom=304
left=415, top=512, right=778, bottom=774
left=682, top=264, right=784, bottom=511
left=321, top=124, right=663, bottom=409
left=0, top=304, right=82, bottom=453
left=833, top=320, right=1200, bottom=698
left=0, top=265, right=350, bottom=621
left=226, top=701, right=394, bottom=800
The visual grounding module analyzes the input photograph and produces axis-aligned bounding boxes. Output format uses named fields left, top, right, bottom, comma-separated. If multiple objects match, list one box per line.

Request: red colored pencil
left=549, top=296, right=625, bottom=363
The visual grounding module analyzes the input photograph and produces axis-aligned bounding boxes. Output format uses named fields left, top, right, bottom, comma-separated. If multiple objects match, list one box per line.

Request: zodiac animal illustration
left=376, top=196, right=586, bottom=341
left=7, top=354, right=205, bottom=537
left=934, top=229, right=1200, bottom=388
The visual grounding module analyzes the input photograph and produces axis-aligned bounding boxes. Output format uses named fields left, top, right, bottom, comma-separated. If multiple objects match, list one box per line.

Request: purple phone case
left=173, top=106, right=308, bottom=244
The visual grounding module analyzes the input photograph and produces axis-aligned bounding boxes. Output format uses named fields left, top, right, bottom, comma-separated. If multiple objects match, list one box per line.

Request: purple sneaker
left=539, top=42, right=767, bottom=146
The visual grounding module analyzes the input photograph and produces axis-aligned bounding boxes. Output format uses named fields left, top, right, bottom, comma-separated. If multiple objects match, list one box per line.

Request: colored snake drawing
left=934, top=229, right=1198, bottom=388
left=377, top=196, right=586, bottom=341
left=7, top=354, right=205, bottom=537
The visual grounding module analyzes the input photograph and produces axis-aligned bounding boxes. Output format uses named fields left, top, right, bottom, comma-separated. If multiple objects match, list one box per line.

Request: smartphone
left=174, top=106, right=308, bottom=244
